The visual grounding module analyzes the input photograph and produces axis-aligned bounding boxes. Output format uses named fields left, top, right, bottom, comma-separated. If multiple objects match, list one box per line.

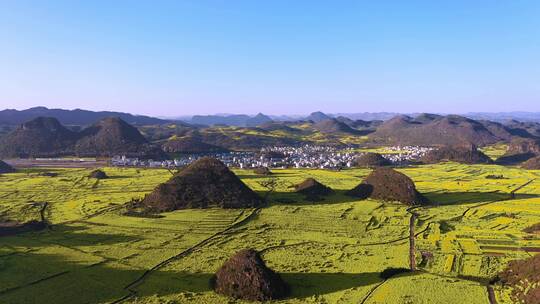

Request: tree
left=257, top=177, right=288, bottom=202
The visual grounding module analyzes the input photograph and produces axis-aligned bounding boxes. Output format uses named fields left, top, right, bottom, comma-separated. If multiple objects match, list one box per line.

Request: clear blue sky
left=1, top=1, right=539, bottom=116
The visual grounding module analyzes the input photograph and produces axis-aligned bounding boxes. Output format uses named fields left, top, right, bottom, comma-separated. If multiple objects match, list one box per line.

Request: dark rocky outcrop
left=352, top=153, right=392, bottom=168
left=294, top=178, right=333, bottom=199
left=253, top=167, right=272, bottom=176
left=212, top=249, right=289, bottom=301
left=347, top=167, right=427, bottom=205
left=522, top=156, right=540, bottom=170
left=142, top=157, right=263, bottom=211
left=88, top=169, right=108, bottom=179
left=420, top=145, right=493, bottom=164
left=0, top=160, right=15, bottom=173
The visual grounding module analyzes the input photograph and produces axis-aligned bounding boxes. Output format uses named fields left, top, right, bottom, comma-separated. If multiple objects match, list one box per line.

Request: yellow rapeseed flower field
left=0, top=163, right=539, bottom=303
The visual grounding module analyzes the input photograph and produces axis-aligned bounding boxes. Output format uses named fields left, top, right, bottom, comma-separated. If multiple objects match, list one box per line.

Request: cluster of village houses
left=257, top=145, right=358, bottom=168
left=382, top=146, right=434, bottom=163
left=111, top=145, right=433, bottom=169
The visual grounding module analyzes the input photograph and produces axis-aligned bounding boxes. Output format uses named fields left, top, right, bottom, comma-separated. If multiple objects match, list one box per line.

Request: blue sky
left=1, top=1, right=539, bottom=116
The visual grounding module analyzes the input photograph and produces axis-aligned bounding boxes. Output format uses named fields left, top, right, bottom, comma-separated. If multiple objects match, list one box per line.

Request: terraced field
left=1, top=164, right=539, bottom=303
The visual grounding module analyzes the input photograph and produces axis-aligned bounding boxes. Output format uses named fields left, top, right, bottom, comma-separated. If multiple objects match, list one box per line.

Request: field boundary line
left=111, top=207, right=261, bottom=303
left=0, top=271, right=70, bottom=296
left=461, top=179, right=535, bottom=219
left=359, top=279, right=386, bottom=304
left=260, top=241, right=314, bottom=255
left=487, top=285, right=498, bottom=304
left=416, top=270, right=497, bottom=304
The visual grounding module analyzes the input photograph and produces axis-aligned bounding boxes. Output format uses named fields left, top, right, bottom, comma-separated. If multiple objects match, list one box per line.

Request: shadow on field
left=48, top=224, right=142, bottom=246
left=99, top=175, right=132, bottom=179
left=236, top=172, right=298, bottom=180
left=0, top=246, right=409, bottom=303
left=135, top=271, right=388, bottom=299
left=261, top=190, right=360, bottom=206
left=281, top=271, right=384, bottom=298
left=2, top=224, right=142, bottom=247
left=423, top=191, right=539, bottom=206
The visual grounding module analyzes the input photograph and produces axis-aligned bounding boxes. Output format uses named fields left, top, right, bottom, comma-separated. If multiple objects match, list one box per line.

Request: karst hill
left=369, top=114, right=535, bottom=147
left=347, top=167, right=428, bottom=205
left=420, top=145, right=493, bottom=164
left=141, top=157, right=263, bottom=211
left=0, top=116, right=164, bottom=158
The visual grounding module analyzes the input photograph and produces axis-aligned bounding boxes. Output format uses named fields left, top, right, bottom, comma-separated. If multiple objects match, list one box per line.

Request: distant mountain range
left=0, top=107, right=169, bottom=126
left=180, top=111, right=395, bottom=126
left=307, top=111, right=540, bottom=123
left=465, top=112, right=540, bottom=122
left=183, top=111, right=540, bottom=126
left=190, top=113, right=273, bottom=127
left=4, top=107, right=540, bottom=129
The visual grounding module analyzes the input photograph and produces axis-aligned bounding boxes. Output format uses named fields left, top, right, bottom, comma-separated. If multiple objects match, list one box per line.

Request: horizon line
left=4, top=105, right=540, bottom=119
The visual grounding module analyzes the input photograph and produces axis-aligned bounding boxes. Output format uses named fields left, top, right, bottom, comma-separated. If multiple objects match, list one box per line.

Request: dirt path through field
left=487, top=285, right=497, bottom=304
left=359, top=279, right=387, bottom=304
left=111, top=208, right=261, bottom=303
left=409, top=212, right=417, bottom=271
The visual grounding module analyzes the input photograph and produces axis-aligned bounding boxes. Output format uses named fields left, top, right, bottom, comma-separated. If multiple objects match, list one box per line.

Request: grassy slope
left=479, top=144, right=509, bottom=161
left=198, top=125, right=369, bottom=146
left=0, top=164, right=539, bottom=303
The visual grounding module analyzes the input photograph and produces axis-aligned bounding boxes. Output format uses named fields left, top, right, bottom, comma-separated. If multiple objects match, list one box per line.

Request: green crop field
left=480, top=144, right=509, bottom=161
left=1, top=163, right=539, bottom=303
